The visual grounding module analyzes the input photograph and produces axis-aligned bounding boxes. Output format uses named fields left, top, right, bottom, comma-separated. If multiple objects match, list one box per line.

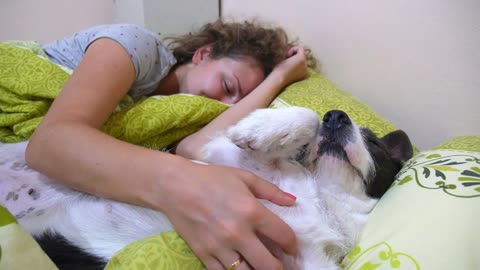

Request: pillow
left=105, top=70, right=406, bottom=269
left=0, top=205, right=58, bottom=270
left=101, top=95, right=228, bottom=150
left=341, top=136, right=480, bottom=270
left=272, top=70, right=398, bottom=138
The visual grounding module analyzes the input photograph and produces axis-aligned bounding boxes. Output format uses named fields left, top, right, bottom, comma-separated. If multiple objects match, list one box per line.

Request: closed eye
left=368, top=139, right=380, bottom=147
left=223, top=80, right=232, bottom=96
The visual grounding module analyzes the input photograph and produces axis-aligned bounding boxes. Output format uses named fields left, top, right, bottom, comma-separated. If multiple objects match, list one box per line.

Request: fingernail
left=284, top=192, right=296, bottom=200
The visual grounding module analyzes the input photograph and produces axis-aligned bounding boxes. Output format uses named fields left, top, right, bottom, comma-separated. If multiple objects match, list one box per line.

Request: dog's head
left=312, top=110, right=413, bottom=198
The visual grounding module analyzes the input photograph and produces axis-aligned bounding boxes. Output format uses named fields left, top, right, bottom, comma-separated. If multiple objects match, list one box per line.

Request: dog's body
left=0, top=107, right=413, bottom=270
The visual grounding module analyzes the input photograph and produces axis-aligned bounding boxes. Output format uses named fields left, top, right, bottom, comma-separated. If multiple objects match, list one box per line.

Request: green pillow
left=101, top=95, right=227, bottom=150
left=341, top=136, right=480, bottom=270
left=272, top=70, right=397, bottom=138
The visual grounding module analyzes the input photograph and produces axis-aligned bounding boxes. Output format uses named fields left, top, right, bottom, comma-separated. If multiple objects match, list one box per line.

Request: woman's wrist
left=141, top=152, right=193, bottom=212
left=266, top=69, right=288, bottom=90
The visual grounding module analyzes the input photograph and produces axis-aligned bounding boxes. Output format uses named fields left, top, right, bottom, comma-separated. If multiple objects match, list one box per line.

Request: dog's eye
left=368, top=139, right=380, bottom=147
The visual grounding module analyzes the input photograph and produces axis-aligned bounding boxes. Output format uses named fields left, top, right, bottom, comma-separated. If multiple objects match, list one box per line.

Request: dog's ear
left=381, top=130, right=413, bottom=162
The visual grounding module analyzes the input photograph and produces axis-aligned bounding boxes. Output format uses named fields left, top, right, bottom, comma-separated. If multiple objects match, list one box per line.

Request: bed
left=1, top=41, right=479, bottom=270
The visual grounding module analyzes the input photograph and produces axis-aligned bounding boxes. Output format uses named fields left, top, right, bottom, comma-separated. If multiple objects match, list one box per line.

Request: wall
left=0, top=0, right=218, bottom=42
left=222, top=0, right=480, bottom=150
left=0, top=0, right=114, bottom=43
left=114, top=0, right=218, bottom=37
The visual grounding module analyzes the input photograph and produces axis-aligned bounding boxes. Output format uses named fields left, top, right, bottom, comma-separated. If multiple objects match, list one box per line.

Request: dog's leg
left=203, top=107, right=320, bottom=167
left=226, top=107, right=320, bottom=162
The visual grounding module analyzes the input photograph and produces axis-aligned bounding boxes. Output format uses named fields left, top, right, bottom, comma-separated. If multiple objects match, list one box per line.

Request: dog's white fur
left=1, top=107, right=381, bottom=270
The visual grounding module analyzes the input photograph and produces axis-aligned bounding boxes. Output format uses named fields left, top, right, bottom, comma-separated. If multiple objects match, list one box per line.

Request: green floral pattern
left=393, top=150, right=480, bottom=198
left=0, top=43, right=68, bottom=142
left=101, top=95, right=228, bottom=150
left=105, top=232, right=203, bottom=270
left=344, top=144, right=480, bottom=270
left=343, top=242, right=420, bottom=270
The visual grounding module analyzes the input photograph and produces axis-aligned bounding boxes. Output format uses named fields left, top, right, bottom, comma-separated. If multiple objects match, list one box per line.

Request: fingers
left=256, top=204, right=298, bottom=255
left=216, top=249, right=249, bottom=270
left=242, top=172, right=296, bottom=206
left=287, top=46, right=305, bottom=58
left=235, top=261, right=251, bottom=270
left=237, top=232, right=284, bottom=270
left=237, top=173, right=298, bottom=256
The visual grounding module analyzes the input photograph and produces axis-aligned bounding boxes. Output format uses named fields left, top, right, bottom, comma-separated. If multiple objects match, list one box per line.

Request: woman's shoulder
left=73, top=24, right=161, bottom=45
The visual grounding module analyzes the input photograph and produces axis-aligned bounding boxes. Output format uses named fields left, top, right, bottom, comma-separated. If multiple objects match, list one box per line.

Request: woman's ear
left=192, top=45, right=212, bottom=64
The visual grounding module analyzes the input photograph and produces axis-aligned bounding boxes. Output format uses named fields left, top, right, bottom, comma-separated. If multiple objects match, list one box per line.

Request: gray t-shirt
left=42, top=24, right=177, bottom=98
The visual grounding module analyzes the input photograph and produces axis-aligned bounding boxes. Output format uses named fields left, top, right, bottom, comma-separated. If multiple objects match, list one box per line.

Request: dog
left=0, top=107, right=413, bottom=270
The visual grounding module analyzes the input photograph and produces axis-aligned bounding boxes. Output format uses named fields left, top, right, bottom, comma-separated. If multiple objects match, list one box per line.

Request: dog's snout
left=323, top=110, right=351, bottom=130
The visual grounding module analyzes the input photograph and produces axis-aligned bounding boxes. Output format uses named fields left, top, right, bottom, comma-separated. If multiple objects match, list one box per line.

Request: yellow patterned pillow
left=272, top=70, right=397, bottom=137
left=101, top=94, right=228, bottom=150
left=342, top=136, right=480, bottom=270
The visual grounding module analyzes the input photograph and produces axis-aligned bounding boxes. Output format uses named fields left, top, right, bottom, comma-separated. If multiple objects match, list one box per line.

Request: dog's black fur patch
left=35, top=232, right=106, bottom=270
left=362, top=128, right=413, bottom=198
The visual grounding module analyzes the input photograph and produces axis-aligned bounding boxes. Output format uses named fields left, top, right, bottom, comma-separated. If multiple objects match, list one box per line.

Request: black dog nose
left=323, top=110, right=351, bottom=130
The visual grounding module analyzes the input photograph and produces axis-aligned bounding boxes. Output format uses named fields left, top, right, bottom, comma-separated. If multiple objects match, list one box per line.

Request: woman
left=26, top=19, right=313, bottom=270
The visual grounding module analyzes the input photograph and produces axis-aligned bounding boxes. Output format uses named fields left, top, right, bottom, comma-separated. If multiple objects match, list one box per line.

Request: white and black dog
left=0, top=107, right=413, bottom=270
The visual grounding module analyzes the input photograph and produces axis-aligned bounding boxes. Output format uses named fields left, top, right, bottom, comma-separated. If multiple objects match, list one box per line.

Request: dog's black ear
left=381, top=130, right=413, bottom=162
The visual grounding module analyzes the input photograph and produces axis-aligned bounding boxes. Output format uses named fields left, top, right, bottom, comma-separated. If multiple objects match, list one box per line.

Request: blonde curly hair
left=165, top=19, right=316, bottom=75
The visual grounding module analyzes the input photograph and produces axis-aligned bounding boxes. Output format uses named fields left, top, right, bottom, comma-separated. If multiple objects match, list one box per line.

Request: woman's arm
left=26, top=38, right=297, bottom=270
left=26, top=38, right=170, bottom=207
left=175, top=47, right=308, bottom=160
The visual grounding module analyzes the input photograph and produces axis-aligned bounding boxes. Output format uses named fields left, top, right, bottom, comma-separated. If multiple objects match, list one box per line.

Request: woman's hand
left=157, top=160, right=298, bottom=270
left=271, top=46, right=309, bottom=88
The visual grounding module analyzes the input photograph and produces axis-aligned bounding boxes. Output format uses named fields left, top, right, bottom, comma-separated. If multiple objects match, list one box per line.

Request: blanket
left=0, top=42, right=229, bottom=148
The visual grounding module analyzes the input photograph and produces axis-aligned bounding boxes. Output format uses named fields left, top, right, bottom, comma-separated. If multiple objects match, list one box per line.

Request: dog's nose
left=323, top=110, right=351, bottom=130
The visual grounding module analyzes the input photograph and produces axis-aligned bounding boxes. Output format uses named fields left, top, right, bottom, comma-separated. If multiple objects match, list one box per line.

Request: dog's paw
left=227, top=107, right=320, bottom=158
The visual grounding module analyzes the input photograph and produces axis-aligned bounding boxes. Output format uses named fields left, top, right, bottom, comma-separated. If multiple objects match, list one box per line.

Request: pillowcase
left=0, top=205, right=58, bottom=270
left=101, top=95, right=228, bottom=150
left=341, top=136, right=480, bottom=270
left=272, top=70, right=398, bottom=138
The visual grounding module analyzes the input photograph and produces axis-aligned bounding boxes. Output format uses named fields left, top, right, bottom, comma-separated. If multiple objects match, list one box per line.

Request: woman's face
left=179, top=51, right=265, bottom=104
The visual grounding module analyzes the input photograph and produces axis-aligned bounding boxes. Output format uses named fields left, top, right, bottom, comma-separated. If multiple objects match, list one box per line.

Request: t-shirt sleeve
left=42, top=24, right=177, bottom=98
left=88, top=24, right=177, bottom=98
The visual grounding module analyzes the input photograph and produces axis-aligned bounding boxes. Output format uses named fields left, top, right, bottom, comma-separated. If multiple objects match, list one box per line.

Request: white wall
left=222, top=0, right=480, bottom=150
left=0, top=0, right=218, bottom=42
left=114, top=0, right=218, bottom=37
left=0, top=0, right=114, bottom=43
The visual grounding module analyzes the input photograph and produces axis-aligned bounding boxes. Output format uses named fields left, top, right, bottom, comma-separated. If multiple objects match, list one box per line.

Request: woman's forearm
left=26, top=121, right=187, bottom=211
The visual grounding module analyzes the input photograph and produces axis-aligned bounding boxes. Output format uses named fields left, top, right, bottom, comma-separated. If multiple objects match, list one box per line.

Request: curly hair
left=164, top=19, right=317, bottom=75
